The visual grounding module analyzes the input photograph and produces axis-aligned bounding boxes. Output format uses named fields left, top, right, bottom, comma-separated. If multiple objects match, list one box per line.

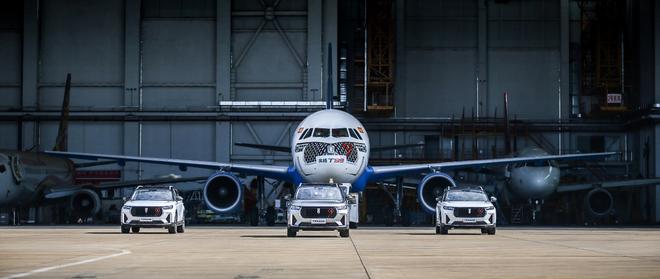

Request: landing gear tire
left=131, top=226, right=140, bottom=233
left=339, top=229, right=350, bottom=238
left=121, top=226, right=130, bottom=234
left=177, top=218, right=185, bottom=233
left=349, top=222, right=358, bottom=229
left=488, top=227, right=496, bottom=235
left=286, top=228, right=297, bottom=237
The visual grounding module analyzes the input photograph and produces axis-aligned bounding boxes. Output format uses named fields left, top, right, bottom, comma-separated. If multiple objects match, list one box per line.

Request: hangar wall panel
left=0, top=123, right=19, bottom=149
left=39, top=0, right=124, bottom=109
left=0, top=32, right=21, bottom=109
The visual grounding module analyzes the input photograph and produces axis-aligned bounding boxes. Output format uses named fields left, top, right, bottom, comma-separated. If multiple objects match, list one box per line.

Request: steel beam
left=307, top=0, right=322, bottom=101
left=323, top=0, right=338, bottom=101
left=394, top=0, right=406, bottom=117
left=123, top=0, right=142, bottom=180
left=217, top=0, right=231, bottom=102
left=477, top=0, right=488, bottom=118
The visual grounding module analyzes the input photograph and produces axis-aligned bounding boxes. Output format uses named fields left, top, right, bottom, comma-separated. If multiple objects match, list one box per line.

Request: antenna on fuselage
left=326, top=43, right=334, bottom=110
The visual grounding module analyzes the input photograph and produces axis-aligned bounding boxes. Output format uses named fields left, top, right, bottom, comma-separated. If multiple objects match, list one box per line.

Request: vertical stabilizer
left=53, top=73, right=71, bottom=152
left=326, top=43, right=334, bottom=110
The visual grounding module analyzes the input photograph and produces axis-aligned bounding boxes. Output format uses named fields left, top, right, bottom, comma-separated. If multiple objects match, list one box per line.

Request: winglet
left=326, top=43, right=334, bottom=110
left=53, top=73, right=71, bottom=152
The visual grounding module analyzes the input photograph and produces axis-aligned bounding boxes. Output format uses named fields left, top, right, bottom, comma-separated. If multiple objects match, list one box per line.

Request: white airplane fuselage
left=291, top=109, right=370, bottom=185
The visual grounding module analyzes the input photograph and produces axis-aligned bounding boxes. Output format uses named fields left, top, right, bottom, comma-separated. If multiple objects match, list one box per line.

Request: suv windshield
left=295, top=186, right=342, bottom=201
left=132, top=189, right=174, bottom=201
left=445, top=191, right=488, bottom=202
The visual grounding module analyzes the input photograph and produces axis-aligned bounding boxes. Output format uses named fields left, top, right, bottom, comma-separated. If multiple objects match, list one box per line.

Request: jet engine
left=69, top=189, right=101, bottom=217
left=203, top=172, right=243, bottom=213
left=584, top=188, right=614, bottom=218
left=417, top=172, right=457, bottom=213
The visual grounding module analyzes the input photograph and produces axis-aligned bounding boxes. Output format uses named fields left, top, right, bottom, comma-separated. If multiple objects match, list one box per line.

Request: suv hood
left=290, top=200, right=346, bottom=207
left=124, top=200, right=175, bottom=207
left=441, top=201, right=493, bottom=208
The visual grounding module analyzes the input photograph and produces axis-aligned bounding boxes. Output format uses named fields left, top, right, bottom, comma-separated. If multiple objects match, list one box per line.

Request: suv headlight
left=442, top=206, right=454, bottom=210
left=122, top=205, right=131, bottom=210
left=289, top=205, right=301, bottom=211
left=486, top=206, right=495, bottom=210
left=337, top=205, right=348, bottom=210
left=162, top=205, right=174, bottom=210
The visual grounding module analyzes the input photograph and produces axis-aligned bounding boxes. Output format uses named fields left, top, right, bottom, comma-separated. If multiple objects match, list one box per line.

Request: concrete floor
left=0, top=226, right=659, bottom=279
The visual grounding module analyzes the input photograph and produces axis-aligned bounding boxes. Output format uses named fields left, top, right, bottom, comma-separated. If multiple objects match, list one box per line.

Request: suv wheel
left=440, top=224, right=448, bottom=235
left=488, top=227, right=496, bottom=235
left=168, top=212, right=178, bottom=234
left=131, top=227, right=140, bottom=233
left=339, top=229, right=350, bottom=238
left=349, top=222, right=358, bottom=229
left=177, top=218, right=185, bottom=233
left=286, top=227, right=297, bottom=237
left=481, top=228, right=488, bottom=234
left=121, top=225, right=130, bottom=234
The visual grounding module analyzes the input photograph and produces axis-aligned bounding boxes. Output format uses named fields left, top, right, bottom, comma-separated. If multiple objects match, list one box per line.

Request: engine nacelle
left=69, top=189, right=101, bottom=217
left=584, top=188, right=614, bottom=218
left=203, top=172, right=243, bottom=213
left=417, top=172, right=457, bottom=214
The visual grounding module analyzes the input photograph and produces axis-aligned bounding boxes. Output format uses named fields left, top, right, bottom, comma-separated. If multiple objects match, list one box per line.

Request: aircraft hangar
left=0, top=0, right=659, bottom=227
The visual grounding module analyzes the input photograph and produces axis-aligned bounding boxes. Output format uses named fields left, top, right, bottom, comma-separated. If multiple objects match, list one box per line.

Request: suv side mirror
left=122, top=197, right=127, bottom=202
left=347, top=196, right=356, bottom=204
left=490, top=196, right=497, bottom=203
left=435, top=197, right=442, bottom=202
left=177, top=196, right=183, bottom=202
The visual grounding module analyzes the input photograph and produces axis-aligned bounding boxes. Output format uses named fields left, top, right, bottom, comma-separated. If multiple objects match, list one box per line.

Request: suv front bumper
left=437, top=208, right=496, bottom=229
left=287, top=208, right=349, bottom=231
left=121, top=208, right=177, bottom=228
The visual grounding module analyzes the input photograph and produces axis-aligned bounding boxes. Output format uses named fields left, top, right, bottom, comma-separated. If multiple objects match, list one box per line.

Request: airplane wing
left=369, top=152, right=617, bottom=181
left=45, top=151, right=292, bottom=181
left=43, top=176, right=209, bottom=199
left=556, top=178, right=660, bottom=193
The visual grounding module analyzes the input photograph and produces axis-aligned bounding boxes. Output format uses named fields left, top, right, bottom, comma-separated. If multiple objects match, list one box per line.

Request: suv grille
left=454, top=207, right=486, bottom=217
left=131, top=207, right=164, bottom=217
left=300, top=207, right=337, bottom=218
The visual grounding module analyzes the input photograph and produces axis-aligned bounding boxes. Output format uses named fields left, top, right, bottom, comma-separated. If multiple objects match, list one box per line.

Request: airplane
left=0, top=74, right=206, bottom=223
left=44, top=45, right=618, bottom=222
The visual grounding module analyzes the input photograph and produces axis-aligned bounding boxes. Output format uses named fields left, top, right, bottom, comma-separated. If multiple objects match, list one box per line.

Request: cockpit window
left=302, top=129, right=313, bottom=139
left=348, top=129, right=359, bottom=139
left=351, top=128, right=363, bottom=140
left=313, top=128, right=330, bottom=137
left=332, top=128, right=349, bottom=138
left=0, top=164, right=5, bottom=173
left=298, top=129, right=309, bottom=140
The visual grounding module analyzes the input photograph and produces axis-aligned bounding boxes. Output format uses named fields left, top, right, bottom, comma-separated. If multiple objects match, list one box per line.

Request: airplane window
left=332, top=128, right=349, bottom=138
left=0, top=164, right=5, bottom=173
left=348, top=129, right=359, bottom=139
left=298, top=129, right=309, bottom=140
left=313, top=128, right=330, bottom=137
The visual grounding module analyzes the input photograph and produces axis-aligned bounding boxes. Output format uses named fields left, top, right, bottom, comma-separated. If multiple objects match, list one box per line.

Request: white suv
left=121, top=186, right=185, bottom=234
left=286, top=183, right=352, bottom=237
left=436, top=187, right=497, bottom=235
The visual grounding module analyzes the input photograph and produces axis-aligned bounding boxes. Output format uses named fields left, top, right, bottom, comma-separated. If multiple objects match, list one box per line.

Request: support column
left=217, top=0, right=231, bottom=103
left=559, top=0, right=570, bottom=154
left=21, top=0, right=39, bottom=150
left=394, top=0, right=406, bottom=117
left=653, top=0, right=660, bottom=223
left=307, top=0, right=322, bottom=101
left=322, top=0, right=338, bottom=101
left=123, top=0, right=141, bottom=180
left=216, top=122, right=230, bottom=163
left=477, top=0, right=487, bottom=118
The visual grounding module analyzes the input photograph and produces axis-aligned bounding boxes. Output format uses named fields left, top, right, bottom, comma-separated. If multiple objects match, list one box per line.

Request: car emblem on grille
left=317, top=208, right=320, bottom=214
left=327, top=145, right=335, bottom=154
left=468, top=208, right=472, bottom=214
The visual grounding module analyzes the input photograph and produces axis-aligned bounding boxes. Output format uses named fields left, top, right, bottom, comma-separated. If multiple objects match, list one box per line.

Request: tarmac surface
left=0, top=226, right=659, bottom=278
